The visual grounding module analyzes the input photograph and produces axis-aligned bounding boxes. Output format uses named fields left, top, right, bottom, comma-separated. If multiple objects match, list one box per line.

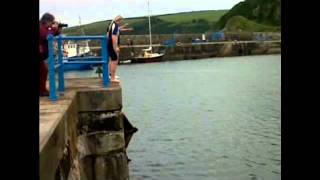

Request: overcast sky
left=40, top=0, right=243, bottom=26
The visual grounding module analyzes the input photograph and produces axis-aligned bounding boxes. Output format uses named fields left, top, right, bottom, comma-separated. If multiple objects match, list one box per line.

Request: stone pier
left=40, top=78, right=137, bottom=180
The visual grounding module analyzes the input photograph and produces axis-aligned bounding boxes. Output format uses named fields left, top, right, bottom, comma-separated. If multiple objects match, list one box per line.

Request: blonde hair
left=114, top=15, right=123, bottom=22
left=108, top=15, right=123, bottom=33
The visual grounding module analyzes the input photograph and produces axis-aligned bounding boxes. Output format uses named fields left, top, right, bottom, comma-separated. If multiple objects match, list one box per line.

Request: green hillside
left=217, top=0, right=281, bottom=31
left=224, top=15, right=279, bottom=32
left=62, top=0, right=281, bottom=36
left=62, top=10, right=228, bottom=35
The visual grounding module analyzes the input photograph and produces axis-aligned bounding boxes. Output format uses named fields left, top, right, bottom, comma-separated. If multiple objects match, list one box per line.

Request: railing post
left=101, top=36, right=109, bottom=87
left=48, top=34, right=57, bottom=101
left=46, top=35, right=109, bottom=101
left=57, top=35, right=65, bottom=92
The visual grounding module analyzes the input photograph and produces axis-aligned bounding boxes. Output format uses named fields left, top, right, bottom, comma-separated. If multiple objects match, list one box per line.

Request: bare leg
left=110, top=59, right=119, bottom=82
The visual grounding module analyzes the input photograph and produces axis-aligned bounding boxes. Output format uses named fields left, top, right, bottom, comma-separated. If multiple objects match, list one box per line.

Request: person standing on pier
left=107, top=15, right=133, bottom=82
left=107, top=15, right=122, bottom=83
left=39, top=13, right=62, bottom=96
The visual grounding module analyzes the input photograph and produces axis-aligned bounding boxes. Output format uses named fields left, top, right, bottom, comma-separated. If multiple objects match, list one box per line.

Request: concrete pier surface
left=40, top=78, right=121, bottom=152
left=40, top=78, right=135, bottom=180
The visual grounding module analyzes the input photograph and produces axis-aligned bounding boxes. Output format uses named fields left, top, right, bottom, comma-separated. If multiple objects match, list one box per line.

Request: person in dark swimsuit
left=107, top=15, right=122, bottom=82
left=107, top=15, right=133, bottom=82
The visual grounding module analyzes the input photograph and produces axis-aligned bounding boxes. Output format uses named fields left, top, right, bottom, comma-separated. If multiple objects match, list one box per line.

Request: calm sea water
left=65, top=55, right=281, bottom=180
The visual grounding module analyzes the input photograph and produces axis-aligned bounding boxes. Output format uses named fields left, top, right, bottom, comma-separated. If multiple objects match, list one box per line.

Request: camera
left=58, top=23, right=68, bottom=28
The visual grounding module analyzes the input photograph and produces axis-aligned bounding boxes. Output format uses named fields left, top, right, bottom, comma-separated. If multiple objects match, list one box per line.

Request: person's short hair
left=40, top=13, right=55, bottom=24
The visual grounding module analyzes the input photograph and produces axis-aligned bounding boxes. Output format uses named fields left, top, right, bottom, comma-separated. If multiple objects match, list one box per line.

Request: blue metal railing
left=47, top=35, right=109, bottom=101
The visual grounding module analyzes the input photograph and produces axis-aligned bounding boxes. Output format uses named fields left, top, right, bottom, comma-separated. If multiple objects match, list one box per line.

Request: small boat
left=132, top=0, right=165, bottom=63
left=119, top=59, right=132, bottom=64
left=131, top=47, right=164, bottom=63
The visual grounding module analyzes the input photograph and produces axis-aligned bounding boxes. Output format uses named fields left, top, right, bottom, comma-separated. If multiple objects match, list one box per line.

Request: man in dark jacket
left=39, top=13, right=62, bottom=96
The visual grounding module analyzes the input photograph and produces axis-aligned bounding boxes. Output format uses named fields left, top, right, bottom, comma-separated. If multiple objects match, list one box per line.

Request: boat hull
left=63, top=63, right=93, bottom=71
left=131, top=54, right=164, bottom=63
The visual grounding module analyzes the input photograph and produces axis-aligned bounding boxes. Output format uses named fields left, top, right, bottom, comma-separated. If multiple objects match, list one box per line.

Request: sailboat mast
left=79, top=16, right=85, bottom=36
left=78, top=16, right=90, bottom=55
left=148, top=0, right=152, bottom=48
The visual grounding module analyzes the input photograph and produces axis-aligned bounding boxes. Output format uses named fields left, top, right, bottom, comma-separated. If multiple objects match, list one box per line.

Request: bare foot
left=109, top=75, right=120, bottom=79
left=110, top=79, right=120, bottom=83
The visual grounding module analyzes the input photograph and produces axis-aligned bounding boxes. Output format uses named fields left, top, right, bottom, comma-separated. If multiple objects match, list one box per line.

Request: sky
left=40, top=0, right=243, bottom=27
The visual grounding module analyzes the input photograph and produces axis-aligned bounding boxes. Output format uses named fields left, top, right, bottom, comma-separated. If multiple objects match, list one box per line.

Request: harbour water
left=64, top=55, right=281, bottom=180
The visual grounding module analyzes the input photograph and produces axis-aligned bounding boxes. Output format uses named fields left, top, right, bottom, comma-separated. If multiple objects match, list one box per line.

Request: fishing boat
left=62, top=61, right=93, bottom=71
left=64, top=40, right=91, bottom=58
left=61, top=16, right=94, bottom=71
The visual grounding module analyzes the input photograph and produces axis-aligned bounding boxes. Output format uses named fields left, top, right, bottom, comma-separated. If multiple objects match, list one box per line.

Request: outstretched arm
left=120, top=23, right=134, bottom=32
left=119, top=23, right=129, bottom=29
left=120, top=27, right=134, bottom=32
